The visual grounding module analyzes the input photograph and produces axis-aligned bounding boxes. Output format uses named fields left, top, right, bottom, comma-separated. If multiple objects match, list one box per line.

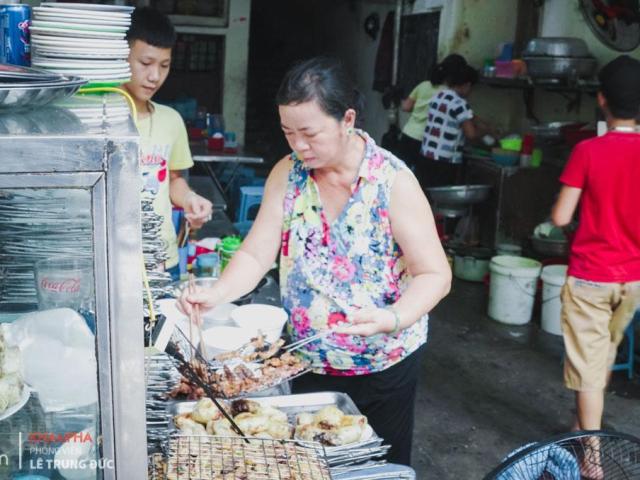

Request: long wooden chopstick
left=189, top=273, right=208, bottom=360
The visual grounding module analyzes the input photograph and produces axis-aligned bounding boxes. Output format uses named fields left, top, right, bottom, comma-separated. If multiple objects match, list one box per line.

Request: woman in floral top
left=179, top=57, right=451, bottom=465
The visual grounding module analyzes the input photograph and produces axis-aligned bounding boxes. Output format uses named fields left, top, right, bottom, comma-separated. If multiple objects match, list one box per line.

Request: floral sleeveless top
left=280, top=131, right=428, bottom=376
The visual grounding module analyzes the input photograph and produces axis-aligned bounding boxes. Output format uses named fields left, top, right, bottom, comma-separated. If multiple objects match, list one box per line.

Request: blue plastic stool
left=236, top=185, right=264, bottom=222
left=611, top=309, right=640, bottom=379
left=233, top=220, right=254, bottom=238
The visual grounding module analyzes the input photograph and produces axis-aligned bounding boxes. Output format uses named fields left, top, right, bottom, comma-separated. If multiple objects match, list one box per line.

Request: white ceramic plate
left=32, top=59, right=129, bottom=69
left=32, top=20, right=128, bottom=33
left=32, top=3, right=131, bottom=20
left=41, top=2, right=134, bottom=13
left=0, top=386, right=31, bottom=422
left=33, top=45, right=129, bottom=55
left=32, top=66, right=129, bottom=76
left=53, top=70, right=131, bottom=80
left=30, top=25, right=126, bottom=39
left=32, top=50, right=128, bottom=60
left=34, top=11, right=130, bottom=26
left=31, top=35, right=129, bottom=48
left=74, top=73, right=131, bottom=81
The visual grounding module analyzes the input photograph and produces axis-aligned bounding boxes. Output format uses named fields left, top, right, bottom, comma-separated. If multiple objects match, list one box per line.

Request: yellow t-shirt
left=401, top=81, right=442, bottom=141
left=138, top=103, right=193, bottom=269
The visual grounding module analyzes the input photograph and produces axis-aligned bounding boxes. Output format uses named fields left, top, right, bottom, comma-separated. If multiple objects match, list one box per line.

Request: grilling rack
left=146, top=354, right=180, bottom=450
left=165, top=434, right=332, bottom=480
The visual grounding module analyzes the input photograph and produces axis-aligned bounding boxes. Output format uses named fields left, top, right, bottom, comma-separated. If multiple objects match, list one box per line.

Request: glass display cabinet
left=0, top=94, right=146, bottom=479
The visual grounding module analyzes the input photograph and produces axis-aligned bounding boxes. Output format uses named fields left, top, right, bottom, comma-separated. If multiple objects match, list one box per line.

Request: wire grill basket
left=166, top=325, right=310, bottom=399
left=166, top=434, right=332, bottom=480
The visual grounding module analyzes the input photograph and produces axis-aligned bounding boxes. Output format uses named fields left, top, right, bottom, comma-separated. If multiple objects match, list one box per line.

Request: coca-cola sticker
left=39, top=278, right=81, bottom=294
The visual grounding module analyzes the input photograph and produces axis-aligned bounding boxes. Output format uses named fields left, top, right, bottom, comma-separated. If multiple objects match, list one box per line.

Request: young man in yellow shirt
left=124, top=7, right=212, bottom=279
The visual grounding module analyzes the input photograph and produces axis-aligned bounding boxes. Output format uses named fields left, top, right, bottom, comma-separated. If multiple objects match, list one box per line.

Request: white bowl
left=230, top=304, right=288, bottom=343
left=200, top=326, right=255, bottom=359
left=156, top=298, right=237, bottom=332
left=207, top=302, right=238, bottom=326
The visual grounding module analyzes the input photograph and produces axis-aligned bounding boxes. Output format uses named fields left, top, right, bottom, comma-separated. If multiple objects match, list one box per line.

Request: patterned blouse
left=280, top=131, right=429, bottom=376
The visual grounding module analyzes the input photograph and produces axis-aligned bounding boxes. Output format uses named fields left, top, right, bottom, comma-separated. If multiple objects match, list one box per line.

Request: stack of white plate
left=61, top=93, right=131, bottom=128
left=31, top=2, right=134, bottom=86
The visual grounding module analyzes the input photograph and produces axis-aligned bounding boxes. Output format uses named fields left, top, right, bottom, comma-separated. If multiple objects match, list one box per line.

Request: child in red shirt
left=552, top=55, right=640, bottom=478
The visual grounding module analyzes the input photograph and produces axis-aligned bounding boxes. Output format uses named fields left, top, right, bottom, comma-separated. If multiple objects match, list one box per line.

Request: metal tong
left=164, top=341, right=248, bottom=442
left=284, top=329, right=333, bottom=353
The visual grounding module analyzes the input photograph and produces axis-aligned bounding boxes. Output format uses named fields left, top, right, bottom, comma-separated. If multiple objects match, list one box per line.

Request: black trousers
left=292, top=345, right=425, bottom=466
left=396, top=134, right=463, bottom=188
left=396, top=133, right=423, bottom=173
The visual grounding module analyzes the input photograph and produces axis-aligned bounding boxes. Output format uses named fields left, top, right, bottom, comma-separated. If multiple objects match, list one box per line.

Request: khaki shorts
left=561, top=276, right=640, bottom=391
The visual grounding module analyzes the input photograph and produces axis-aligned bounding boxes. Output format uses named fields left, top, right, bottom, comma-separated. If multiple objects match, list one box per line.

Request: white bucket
left=488, top=255, right=542, bottom=325
left=540, top=265, right=568, bottom=335
left=496, top=243, right=522, bottom=256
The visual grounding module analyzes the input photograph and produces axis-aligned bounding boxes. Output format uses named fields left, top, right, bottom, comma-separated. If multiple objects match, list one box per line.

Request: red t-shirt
left=560, top=131, right=640, bottom=282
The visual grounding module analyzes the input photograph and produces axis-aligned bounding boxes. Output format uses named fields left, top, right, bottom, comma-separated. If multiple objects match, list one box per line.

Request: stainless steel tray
left=169, top=392, right=384, bottom=454
left=0, top=76, right=87, bottom=111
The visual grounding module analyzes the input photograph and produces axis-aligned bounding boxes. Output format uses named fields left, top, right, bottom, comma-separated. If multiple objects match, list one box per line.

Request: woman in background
left=420, top=61, right=494, bottom=187
left=397, top=54, right=467, bottom=176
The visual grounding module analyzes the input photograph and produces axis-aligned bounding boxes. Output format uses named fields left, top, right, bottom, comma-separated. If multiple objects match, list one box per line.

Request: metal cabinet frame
left=0, top=111, right=146, bottom=479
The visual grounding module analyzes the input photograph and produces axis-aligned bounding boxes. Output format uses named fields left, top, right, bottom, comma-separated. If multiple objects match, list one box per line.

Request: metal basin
left=524, top=37, right=590, bottom=58
left=523, top=56, right=597, bottom=79
left=426, top=185, right=491, bottom=206
left=531, top=236, right=568, bottom=257
left=0, top=76, right=87, bottom=111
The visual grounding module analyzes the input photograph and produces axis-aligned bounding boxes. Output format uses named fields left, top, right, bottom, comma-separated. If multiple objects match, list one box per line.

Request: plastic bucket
left=488, top=255, right=542, bottom=325
left=454, top=255, right=490, bottom=282
left=496, top=243, right=522, bottom=256
left=540, top=265, right=568, bottom=335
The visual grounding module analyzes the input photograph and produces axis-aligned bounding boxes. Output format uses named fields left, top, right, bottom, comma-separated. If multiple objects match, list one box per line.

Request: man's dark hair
left=276, top=56, right=365, bottom=127
left=126, top=7, right=176, bottom=48
left=599, top=55, right=640, bottom=120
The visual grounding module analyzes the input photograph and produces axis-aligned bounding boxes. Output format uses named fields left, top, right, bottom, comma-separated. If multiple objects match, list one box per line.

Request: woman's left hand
left=334, top=307, right=396, bottom=337
left=185, top=192, right=213, bottom=229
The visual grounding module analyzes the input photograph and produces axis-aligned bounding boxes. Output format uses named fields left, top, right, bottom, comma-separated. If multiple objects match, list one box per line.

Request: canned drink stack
left=0, top=2, right=31, bottom=66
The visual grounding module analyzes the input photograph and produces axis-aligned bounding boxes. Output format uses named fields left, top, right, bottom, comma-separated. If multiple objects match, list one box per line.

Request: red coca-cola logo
left=39, top=277, right=81, bottom=294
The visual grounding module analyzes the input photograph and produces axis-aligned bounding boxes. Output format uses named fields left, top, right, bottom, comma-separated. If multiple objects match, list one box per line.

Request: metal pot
left=530, top=121, right=579, bottom=140
left=523, top=56, right=597, bottom=79
left=524, top=37, right=590, bottom=58
left=531, top=236, right=568, bottom=257
left=454, top=255, right=490, bottom=282
left=426, top=185, right=492, bottom=207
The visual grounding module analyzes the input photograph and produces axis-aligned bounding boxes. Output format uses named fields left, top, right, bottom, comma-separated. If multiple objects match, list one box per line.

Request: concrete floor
left=412, top=279, right=640, bottom=479
left=187, top=175, right=640, bottom=479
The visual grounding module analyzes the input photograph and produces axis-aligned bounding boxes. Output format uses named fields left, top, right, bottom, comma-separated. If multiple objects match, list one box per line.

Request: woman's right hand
left=177, top=286, right=220, bottom=318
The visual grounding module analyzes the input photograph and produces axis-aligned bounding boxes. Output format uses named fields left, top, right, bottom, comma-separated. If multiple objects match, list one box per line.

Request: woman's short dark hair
left=126, top=7, right=176, bottom=48
left=430, top=54, right=467, bottom=85
left=430, top=54, right=477, bottom=87
left=276, top=57, right=364, bottom=127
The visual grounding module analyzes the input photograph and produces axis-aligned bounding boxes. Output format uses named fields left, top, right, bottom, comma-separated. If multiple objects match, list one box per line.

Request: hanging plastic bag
left=4, top=308, right=97, bottom=412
